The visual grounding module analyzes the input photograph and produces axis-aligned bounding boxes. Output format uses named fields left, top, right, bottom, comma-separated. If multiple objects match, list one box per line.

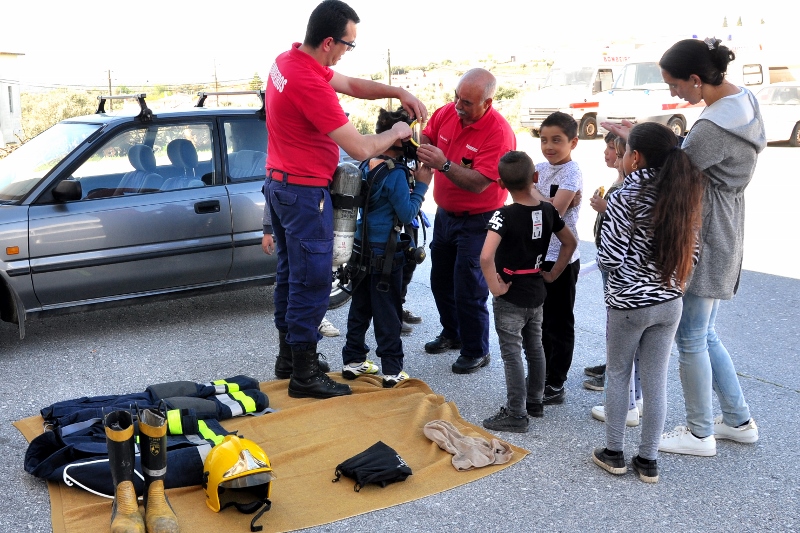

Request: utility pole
left=213, top=59, right=219, bottom=106
left=387, top=48, right=392, bottom=110
left=107, top=70, right=113, bottom=111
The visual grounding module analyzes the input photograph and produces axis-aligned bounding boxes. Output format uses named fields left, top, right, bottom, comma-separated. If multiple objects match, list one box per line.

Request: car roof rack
left=195, top=90, right=265, bottom=117
left=96, top=94, right=154, bottom=122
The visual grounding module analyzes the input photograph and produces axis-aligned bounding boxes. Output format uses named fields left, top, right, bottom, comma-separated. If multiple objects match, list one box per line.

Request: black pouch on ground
left=332, top=441, right=412, bottom=492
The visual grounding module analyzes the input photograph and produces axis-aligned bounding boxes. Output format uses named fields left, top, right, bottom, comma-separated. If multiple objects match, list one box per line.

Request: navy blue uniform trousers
left=267, top=179, right=333, bottom=350
left=429, top=208, right=493, bottom=358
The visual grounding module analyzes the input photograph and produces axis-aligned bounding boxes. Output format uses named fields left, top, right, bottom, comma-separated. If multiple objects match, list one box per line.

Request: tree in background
left=20, top=90, right=98, bottom=140
left=249, top=73, right=264, bottom=91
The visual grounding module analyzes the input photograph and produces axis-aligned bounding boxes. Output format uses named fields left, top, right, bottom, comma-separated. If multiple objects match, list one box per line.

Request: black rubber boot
left=274, top=331, right=330, bottom=379
left=274, top=330, right=293, bottom=379
left=104, top=411, right=145, bottom=533
left=139, top=408, right=179, bottom=533
left=288, top=345, right=351, bottom=399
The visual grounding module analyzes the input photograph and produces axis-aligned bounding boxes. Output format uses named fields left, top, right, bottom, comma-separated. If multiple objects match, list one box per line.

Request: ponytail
left=628, top=122, right=706, bottom=290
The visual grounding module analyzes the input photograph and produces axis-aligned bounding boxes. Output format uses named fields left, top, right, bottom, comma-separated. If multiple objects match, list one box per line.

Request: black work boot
left=288, top=345, right=351, bottom=399
left=274, top=330, right=330, bottom=379
left=104, top=410, right=145, bottom=533
left=139, top=408, right=179, bottom=533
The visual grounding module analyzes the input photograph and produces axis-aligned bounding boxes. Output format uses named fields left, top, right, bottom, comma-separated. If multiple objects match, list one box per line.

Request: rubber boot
left=104, top=410, right=145, bottom=533
left=274, top=330, right=330, bottom=379
left=288, top=345, right=351, bottom=399
left=139, top=409, right=179, bottom=533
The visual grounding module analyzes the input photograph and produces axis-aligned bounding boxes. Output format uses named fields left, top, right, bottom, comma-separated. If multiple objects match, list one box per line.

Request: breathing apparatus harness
left=334, top=153, right=427, bottom=295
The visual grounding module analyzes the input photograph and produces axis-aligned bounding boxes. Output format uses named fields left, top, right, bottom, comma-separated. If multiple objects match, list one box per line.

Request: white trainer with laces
left=341, top=360, right=379, bottom=380
left=714, top=415, right=759, bottom=443
left=382, top=371, right=410, bottom=388
left=591, top=405, right=640, bottom=427
left=318, top=317, right=340, bottom=337
left=658, top=425, right=717, bottom=456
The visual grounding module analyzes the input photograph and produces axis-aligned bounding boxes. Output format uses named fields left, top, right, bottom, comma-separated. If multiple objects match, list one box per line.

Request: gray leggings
left=605, top=298, right=682, bottom=460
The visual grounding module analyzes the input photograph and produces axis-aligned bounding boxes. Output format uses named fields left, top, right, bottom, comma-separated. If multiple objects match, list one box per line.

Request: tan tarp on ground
left=14, top=376, right=528, bottom=533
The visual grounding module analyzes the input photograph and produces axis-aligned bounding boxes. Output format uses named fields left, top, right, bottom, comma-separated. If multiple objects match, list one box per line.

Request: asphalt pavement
left=2, top=233, right=798, bottom=532
left=2, top=138, right=799, bottom=532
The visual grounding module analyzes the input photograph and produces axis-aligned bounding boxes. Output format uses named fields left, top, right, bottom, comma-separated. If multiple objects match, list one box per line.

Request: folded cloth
left=333, top=441, right=412, bottom=492
left=423, top=420, right=513, bottom=471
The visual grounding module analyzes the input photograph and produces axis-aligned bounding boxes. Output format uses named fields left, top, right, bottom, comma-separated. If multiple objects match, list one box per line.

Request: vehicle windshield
left=612, top=62, right=668, bottom=90
left=757, top=85, right=800, bottom=105
left=0, top=122, right=101, bottom=203
left=543, top=67, right=595, bottom=88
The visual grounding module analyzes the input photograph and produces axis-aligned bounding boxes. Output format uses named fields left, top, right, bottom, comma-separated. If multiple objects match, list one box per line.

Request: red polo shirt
left=265, top=43, right=349, bottom=183
left=423, top=102, right=515, bottom=213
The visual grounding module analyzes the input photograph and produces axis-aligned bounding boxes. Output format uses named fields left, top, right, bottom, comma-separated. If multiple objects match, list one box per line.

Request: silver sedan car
left=0, top=93, right=349, bottom=338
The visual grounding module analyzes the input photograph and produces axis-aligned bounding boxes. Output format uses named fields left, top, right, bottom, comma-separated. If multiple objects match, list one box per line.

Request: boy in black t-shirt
left=479, top=151, right=578, bottom=433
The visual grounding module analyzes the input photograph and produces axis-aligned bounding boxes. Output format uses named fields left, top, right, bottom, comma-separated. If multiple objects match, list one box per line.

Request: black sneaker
left=424, top=335, right=462, bottom=354
left=542, top=384, right=566, bottom=405
left=482, top=407, right=529, bottom=433
left=631, top=455, right=659, bottom=483
left=402, top=308, right=423, bottom=324
left=583, top=375, right=605, bottom=391
left=584, top=364, right=606, bottom=378
left=592, top=447, right=627, bottom=475
left=526, top=401, right=544, bottom=418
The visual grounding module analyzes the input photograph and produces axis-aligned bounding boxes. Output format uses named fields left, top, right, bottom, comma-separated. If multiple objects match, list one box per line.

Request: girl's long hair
left=628, top=122, right=706, bottom=290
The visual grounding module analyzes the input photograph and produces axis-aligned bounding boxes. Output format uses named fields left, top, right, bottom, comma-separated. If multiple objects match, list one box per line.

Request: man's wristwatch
left=441, top=160, right=451, bottom=173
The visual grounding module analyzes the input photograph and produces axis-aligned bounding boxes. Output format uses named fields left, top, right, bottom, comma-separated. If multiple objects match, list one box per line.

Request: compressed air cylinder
left=331, top=163, right=362, bottom=267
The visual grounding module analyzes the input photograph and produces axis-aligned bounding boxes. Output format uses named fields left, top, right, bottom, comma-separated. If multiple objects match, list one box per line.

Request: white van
left=519, top=52, right=629, bottom=139
left=597, top=39, right=783, bottom=136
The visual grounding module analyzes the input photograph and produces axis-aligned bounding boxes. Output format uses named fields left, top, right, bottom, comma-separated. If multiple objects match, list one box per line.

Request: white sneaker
left=382, top=371, right=410, bottom=388
left=341, top=360, right=379, bottom=380
left=318, top=317, right=340, bottom=337
left=714, top=415, right=759, bottom=443
left=658, top=425, right=716, bottom=456
left=591, top=405, right=639, bottom=427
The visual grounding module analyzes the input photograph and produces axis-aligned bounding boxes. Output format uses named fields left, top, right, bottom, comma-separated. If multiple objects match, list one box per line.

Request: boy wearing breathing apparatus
left=339, top=108, right=432, bottom=387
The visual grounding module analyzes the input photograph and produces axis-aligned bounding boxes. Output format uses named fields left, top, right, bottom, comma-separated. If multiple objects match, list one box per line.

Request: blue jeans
left=676, top=291, right=751, bottom=438
left=493, top=298, right=545, bottom=418
left=429, top=208, right=492, bottom=358
left=341, top=244, right=405, bottom=376
left=267, top=180, right=332, bottom=350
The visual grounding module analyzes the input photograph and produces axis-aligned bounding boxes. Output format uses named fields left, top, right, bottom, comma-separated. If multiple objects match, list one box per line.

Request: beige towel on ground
left=423, top=419, right=513, bottom=471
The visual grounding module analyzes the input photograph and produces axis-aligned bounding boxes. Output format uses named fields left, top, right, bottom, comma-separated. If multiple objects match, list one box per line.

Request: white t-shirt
left=534, top=160, right=582, bottom=263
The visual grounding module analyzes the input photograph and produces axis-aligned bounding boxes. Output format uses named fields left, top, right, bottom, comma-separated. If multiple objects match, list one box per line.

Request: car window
left=223, top=118, right=267, bottom=183
left=0, top=122, right=100, bottom=203
left=72, top=122, right=215, bottom=199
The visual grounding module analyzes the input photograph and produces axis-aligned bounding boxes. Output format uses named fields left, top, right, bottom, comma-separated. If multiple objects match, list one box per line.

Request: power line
left=0, top=78, right=255, bottom=91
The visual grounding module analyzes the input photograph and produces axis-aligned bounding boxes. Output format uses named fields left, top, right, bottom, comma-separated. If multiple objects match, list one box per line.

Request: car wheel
left=579, top=116, right=597, bottom=139
left=790, top=123, right=800, bottom=147
left=328, top=266, right=352, bottom=309
left=667, top=117, right=685, bottom=136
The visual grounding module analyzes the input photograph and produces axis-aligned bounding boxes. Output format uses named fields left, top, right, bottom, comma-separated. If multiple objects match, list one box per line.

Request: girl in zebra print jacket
left=592, top=122, right=705, bottom=483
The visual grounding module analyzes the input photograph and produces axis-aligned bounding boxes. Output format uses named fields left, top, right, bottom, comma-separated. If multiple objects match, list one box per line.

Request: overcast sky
left=2, top=0, right=790, bottom=90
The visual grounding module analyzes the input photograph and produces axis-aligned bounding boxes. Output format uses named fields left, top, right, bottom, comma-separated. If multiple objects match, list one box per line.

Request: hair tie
left=671, top=145, right=680, bottom=152
left=704, top=37, right=716, bottom=50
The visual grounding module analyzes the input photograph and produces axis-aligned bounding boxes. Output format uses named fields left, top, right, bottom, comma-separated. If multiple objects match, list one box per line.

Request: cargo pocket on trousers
left=300, top=239, right=333, bottom=287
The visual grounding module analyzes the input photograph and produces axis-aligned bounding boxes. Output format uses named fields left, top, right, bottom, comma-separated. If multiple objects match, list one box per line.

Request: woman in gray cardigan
left=603, top=37, right=765, bottom=457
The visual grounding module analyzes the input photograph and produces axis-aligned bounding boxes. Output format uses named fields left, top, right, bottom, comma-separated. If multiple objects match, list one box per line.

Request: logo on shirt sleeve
left=487, top=211, right=503, bottom=231
left=270, top=63, right=288, bottom=93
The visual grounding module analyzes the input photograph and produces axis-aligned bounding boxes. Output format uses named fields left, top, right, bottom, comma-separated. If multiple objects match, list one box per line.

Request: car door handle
left=195, top=200, right=220, bottom=214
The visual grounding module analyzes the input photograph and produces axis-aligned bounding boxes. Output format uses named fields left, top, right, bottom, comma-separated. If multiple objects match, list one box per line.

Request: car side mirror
left=52, top=178, right=83, bottom=202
